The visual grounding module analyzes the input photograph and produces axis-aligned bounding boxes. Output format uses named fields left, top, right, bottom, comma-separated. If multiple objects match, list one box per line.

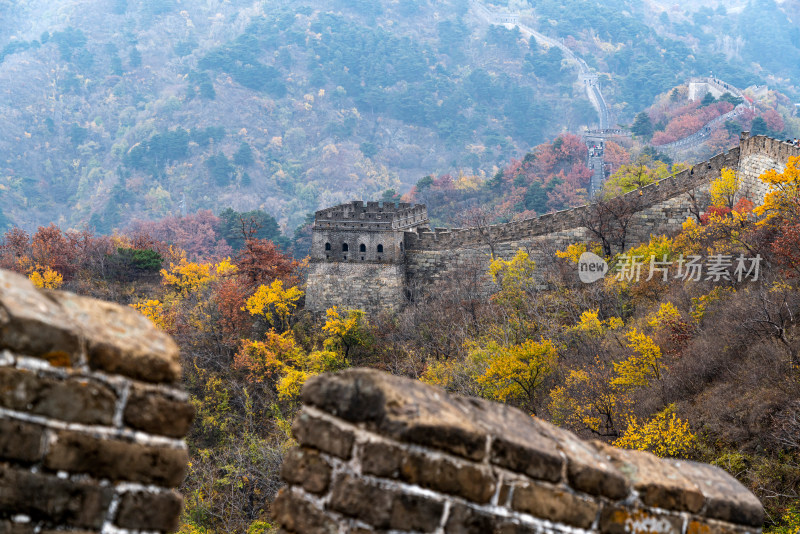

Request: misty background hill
left=0, top=0, right=798, bottom=235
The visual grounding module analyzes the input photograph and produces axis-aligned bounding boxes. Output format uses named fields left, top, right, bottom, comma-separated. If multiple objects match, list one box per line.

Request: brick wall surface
left=0, top=269, right=193, bottom=533
left=274, top=368, right=764, bottom=534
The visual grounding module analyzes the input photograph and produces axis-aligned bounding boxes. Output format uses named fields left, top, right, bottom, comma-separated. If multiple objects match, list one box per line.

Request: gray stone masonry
left=274, top=368, right=764, bottom=533
left=0, top=269, right=193, bottom=533
left=306, top=135, right=800, bottom=315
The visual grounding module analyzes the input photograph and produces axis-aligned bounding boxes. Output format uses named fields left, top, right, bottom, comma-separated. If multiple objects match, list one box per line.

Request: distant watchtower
left=306, top=201, right=429, bottom=315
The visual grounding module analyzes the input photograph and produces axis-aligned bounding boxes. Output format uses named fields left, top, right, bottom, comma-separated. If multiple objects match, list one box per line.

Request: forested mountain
left=2, top=1, right=800, bottom=532
left=0, top=0, right=798, bottom=237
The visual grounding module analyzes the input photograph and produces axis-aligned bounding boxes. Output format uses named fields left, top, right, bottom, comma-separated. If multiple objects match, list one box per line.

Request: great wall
left=274, top=368, right=764, bottom=533
left=470, top=0, right=757, bottom=194
left=0, top=270, right=766, bottom=533
left=306, top=134, right=800, bottom=316
left=0, top=269, right=193, bottom=533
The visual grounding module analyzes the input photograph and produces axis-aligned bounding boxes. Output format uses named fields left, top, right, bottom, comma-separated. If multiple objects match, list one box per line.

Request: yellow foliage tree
left=570, top=309, right=624, bottom=337
left=234, top=329, right=345, bottom=403
left=234, top=330, right=302, bottom=383
left=611, top=328, right=663, bottom=389
left=601, top=158, right=687, bottom=200
left=614, top=404, right=696, bottom=458
left=548, top=363, right=631, bottom=437
left=275, top=348, right=345, bottom=402
left=646, top=302, right=681, bottom=330
left=754, top=155, right=800, bottom=224
left=321, top=307, right=372, bottom=359
left=131, top=299, right=171, bottom=331
left=475, top=338, right=557, bottom=413
left=161, top=259, right=213, bottom=296
left=709, top=168, right=739, bottom=209
left=215, top=257, right=239, bottom=276
left=489, top=249, right=538, bottom=336
left=28, top=266, right=63, bottom=289
left=245, top=279, right=303, bottom=332
left=555, top=242, right=605, bottom=263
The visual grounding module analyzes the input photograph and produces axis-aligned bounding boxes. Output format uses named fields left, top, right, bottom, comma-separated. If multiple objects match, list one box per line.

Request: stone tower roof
left=314, top=201, right=428, bottom=231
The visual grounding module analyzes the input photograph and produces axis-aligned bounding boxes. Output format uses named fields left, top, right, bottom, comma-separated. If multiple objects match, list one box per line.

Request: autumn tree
left=475, top=338, right=557, bottom=414
left=581, top=191, right=643, bottom=256
left=709, top=168, right=740, bottom=210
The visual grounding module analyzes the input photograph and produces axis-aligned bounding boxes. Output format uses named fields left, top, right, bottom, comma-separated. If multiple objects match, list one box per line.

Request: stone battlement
left=306, top=134, right=800, bottom=316
left=405, top=146, right=742, bottom=251
left=314, top=201, right=429, bottom=231
left=274, top=368, right=763, bottom=533
left=0, top=269, right=193, bottom=533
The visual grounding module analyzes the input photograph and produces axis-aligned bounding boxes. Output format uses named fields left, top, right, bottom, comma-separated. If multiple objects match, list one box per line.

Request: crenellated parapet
left=405, top=146, right=741, bottom=252
left=274, top=369, right=764, bottom=533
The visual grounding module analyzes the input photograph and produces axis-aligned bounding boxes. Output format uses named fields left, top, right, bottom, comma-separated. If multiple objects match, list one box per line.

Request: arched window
left=377, top=244, right=384, bottom=253
left=342, top=243, right=349, bottom=252
left=325, top=242, right=331, bottom=251
left=359, top=244, right=366, bottom=252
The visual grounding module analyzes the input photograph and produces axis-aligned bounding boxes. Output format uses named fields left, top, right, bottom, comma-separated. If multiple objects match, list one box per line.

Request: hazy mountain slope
left=0, top=0, right=795, bottom=235
left=0, top=0, right=579, bottom=232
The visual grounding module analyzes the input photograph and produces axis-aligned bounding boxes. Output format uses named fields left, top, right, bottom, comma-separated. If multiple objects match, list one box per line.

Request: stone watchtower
left=305, top=201, right=429, bottom=315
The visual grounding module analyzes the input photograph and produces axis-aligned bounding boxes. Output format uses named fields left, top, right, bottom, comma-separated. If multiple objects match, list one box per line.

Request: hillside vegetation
left=2, top=155, right=799, bottom=533
left=1, top=0, right=799, bottom=237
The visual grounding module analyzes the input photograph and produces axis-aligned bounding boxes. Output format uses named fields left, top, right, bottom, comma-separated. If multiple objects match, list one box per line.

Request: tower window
left=377, top=244, right=384, bottom=253
left=359, top=244, right=366, bottom=252
left=325, top=242, right=331, bottom=251
left=342, top=243, right=349, bottom=252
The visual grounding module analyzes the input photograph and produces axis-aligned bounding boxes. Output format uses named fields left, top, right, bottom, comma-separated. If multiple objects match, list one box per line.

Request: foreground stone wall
left=275, top=368, right=763, bottom=534
left=0, top=269, right=193, bottom=533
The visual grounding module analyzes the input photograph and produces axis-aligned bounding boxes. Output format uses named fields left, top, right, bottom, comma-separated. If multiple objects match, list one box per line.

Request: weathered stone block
left=123, top=385, right=194, bottom=437
left=511, top=481, right=599, bottom=528
left=687, top=519, right=761, bottom=534
left=0, top=419, right=44, bottom=463
left=329, top=475, right=394, bottom=528
left=0, top=521, right=34, bottom=534
left=272, top=488, right=338, bottom=534
left=670, top=460, right=764, bottom=527
left=389, top=492, right=445, bottom=532
left=115, top=490, right=182, bottom=531
left=47, top=291, right=181, bottom=384
left=0, top=270, right=79, bottom=364
left=280, top=447, right=332, bottom=494
left=44, top=430, right=188, bottom=487
left=593, top=442, right=704, bottom=513
left=0, top=368, right=117, bottom=425
left=599, top=506, right=683, bottom=534
left=0, top=463, right=112, bottom=529
left=445, top=504, right=537, bottom=534
left=453, top=396, right=563, bottom=483
left=302, top=369, right=488, bottom=461
left=399, top=449, right=496, bottom=504
left=360, top=439, right=404, bottom=478
left=542, top=426, right=629, bottom=500
left=292, top=410, right=354, bottom=459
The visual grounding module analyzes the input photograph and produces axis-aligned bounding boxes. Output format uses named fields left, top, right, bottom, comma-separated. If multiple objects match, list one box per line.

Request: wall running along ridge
left=306, top=135, right=800, bottom=315
left=0, top=269, right=194, bottom=533
left=274, top=368, right=764, bottom=534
